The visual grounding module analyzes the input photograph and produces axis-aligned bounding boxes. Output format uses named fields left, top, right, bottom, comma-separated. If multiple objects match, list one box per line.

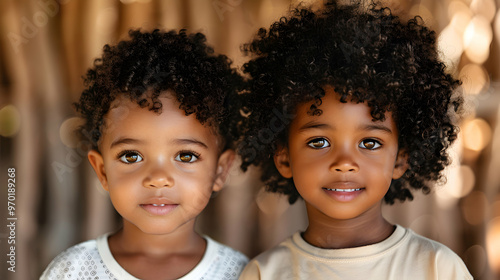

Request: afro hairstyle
left=75, top=29, right=243, bottom=151
left=238, top=0, right=462, bottom=204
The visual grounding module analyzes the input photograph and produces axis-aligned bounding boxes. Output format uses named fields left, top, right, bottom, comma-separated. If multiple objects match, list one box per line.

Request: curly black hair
left=238, top=0, right=462, bottom=204
left=76, top=29, right=243, bottom=151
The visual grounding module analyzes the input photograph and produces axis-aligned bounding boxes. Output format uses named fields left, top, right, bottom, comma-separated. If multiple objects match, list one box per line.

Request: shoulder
left=208, top=237, right=249, bottom=266
left=40, top=233, right=129, bottom=280
left=399, top=226, right=472, bottom=279
left=188, top=236, right=248, bottom=280
left=40, top=238, right=101, bottom=279
left=253, top=235, right=297, bottom=264
left=403, top=227, right=461, bottom=257
left=239, top=234, right=298, bottom=280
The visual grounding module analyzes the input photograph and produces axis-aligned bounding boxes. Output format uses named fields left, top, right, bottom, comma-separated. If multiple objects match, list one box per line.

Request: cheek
left=290, top=154, right=327, bottom=184
left=362, top=154, right=397, bottom=185
left=108, top=188, right=137, bottom=215
left=182, top=161, right=218, bottom=184
left=187, top=193, right=211, bottom=212
left=180, top=185, right=212, bottom=215
left=179, top=172, right=216, bottom=201
left=107, top=170, right=139, bottom=190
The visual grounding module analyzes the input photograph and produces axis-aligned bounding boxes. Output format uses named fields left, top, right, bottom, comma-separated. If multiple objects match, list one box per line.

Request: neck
left=109, top=219, right=204, bottom=256
left=303, top=203, right=394, bottom=249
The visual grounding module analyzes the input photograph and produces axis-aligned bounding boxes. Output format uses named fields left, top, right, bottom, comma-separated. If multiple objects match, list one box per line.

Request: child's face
left=87, top=92, right=234, bottom=235
left=274, top=86, right=407, bottom=222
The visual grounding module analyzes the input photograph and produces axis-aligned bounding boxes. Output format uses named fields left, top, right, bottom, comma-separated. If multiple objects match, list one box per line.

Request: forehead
left=99, top=93, right=221, bottom=148
left=292, top=86, right=396, bottom=131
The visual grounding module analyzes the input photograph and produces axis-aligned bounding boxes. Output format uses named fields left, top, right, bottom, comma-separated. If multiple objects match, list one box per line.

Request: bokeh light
left=445, top=165, right=476, bottom=198
left=0, top=104, right=21, bottom=137
left=438, top=25, right=464, bottom=67
left=435, top=143, right=462, bottom=208
left=59, top=117, right=86, bottom=148
left=495, top=9, right=500, bottom=47
left=486, top=217, right=500, bottom=272
left=462, top=191, right=489, bottom=225
left=470, top=0, right=497, bottom=23
left=463, top=15, right=493, bottom=64
left=459, top=64, right=490, bottom=95
left=448, top=0, right=473, bottom=21
left=459, top=165, right=476, bottom=197
left=462, top=118, right=492, bottom=152
left=464, top=244, right=488, bottom=277
left=451, top=12, right=473, bottom=35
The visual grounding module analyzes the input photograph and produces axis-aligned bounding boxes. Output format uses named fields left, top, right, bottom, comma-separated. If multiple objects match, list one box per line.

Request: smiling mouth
left=323, top=188, right=363, bottom=192
left=322, top=187, right=364, bottom=202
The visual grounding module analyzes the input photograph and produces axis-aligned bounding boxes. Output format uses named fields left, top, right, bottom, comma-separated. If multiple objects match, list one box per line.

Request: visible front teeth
left=325, top=188, right=362, bottom=192
left=152, top=204, right=165, bottom=206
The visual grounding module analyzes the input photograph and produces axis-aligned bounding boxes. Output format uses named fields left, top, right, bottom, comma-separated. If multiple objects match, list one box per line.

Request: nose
left=329, top=147, right=359, bottom=173
left=143, top=165, right=174, bottom=188
left=332, top=163, right=359, bottom=173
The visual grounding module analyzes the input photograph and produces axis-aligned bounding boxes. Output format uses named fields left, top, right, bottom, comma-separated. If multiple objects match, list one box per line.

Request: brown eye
left=119, top=152, right=143, bottom=163
left=179, top=154, right=192, bottom=162
left=176, top=152, right=199, bottom=163
left=126, top=154, right=139, bottom=162
left=307, top=138, right=330, bottom=149
left=360, top=139, right=381, bottom=150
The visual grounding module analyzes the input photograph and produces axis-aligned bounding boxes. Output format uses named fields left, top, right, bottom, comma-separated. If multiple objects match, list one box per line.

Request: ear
left=87, top=150, right=109, bottom=191
left=274, top=146, right=292, bottom=178
left=212, top=149, right=236, bottom=192
left=392, top=149, right=409, bottom=180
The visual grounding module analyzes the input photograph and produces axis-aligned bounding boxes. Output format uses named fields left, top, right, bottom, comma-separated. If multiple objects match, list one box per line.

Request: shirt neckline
left=291, top=224, right=408, bottom=260
left=96, top=233, right=217, bottom=279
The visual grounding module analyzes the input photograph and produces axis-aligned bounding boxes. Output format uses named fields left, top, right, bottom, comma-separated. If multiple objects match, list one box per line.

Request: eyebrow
left=110, top=137, right=209, bottom=150
left=361, top=124, right=393, bottom=134
left=361, top=124, right=392, bottom=134
left=298, top=121, right=332, bottom=131
left=110, top=137, right=143, bottom=149
left=299, top=121, right=393, bottom=134
left=172, top=138, right=209, bottom=149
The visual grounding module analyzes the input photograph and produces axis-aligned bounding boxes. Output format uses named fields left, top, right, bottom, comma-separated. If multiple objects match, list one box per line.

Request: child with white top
left=41, top=29, right=248, bottom=280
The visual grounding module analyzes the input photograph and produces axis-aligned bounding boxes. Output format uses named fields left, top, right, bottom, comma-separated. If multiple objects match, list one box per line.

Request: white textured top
left=239, top=224, right=472, bottom=280
left=40, top=233, right=248, bottom=280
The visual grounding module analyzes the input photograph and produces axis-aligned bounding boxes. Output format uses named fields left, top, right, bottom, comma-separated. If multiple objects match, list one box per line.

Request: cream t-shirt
left=239, top=225, right=472, bottom=280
